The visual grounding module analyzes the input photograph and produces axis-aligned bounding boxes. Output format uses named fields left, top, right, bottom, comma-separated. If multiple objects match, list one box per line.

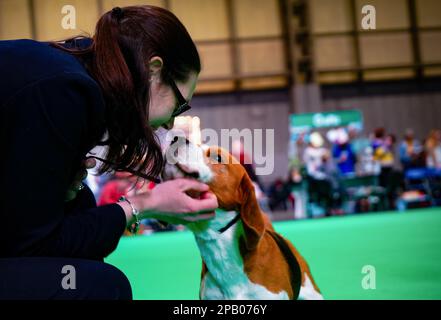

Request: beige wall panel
left=34, top=0, right=99, bottom=41
left=234, top=0, right=281, bottom=38
left=318, top=72, right=357, bottom=83
left=314, top=35, right=356, bottom=69
left=363, top=68, right=414, bottom=80
left=170, top=0, right=228, bottom=41
left=424, top=67, right=441, bottom=77
left=360, top=33, right=413, bottom=66
left=240, top=76, right=287, bottom=90
left=310, top=0, right=352, bottom=33
left=196, top=80, right=235, bottom=93
left=0, top=0, right=32, bottom=40
left=356, top=0, right=409, bottom=30
left=238, top=40, right=285, bottom=75
left=420, top=31, right=441, bottom=63
left=198, top=43, right=232, bottom=78
left=416, top=0, right=441, bottom=27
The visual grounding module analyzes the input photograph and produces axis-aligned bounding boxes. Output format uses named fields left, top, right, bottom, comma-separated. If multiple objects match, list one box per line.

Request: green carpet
left=105, top=208, right=441, bottom=300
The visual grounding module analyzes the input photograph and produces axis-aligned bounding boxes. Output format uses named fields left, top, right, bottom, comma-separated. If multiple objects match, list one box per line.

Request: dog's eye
left=210, top=153, right=222, bottom=163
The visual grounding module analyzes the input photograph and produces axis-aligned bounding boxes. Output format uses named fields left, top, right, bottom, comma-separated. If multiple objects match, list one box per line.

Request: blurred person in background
left=399, top=129, right=424, bottom=172
left=372, top=128, right=387, bottom=157
left=286, top=165, right=308, bottom=219
left=345, top=125, right=375, bottom=175
left=303, top=132, right=330, bottom=181
left=268, top=178, right=289, bottom=211
left=348, top=124, right=369, bottom=157
left=372, top=128, right=395, bottom=182
left=425, top=129, right=441, bottom=169
left=372, top=131, right=402, bottom=209
left=331, top=128, right=357, bottom=176
left=303, top=132, right=342, bottom=216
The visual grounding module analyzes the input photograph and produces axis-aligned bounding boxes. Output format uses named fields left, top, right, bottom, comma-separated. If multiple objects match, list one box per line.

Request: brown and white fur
left=162, top=136, right=323, bottom=300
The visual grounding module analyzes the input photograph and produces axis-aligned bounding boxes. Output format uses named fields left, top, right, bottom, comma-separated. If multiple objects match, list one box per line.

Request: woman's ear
left=148, top=56, right=164, bottom=82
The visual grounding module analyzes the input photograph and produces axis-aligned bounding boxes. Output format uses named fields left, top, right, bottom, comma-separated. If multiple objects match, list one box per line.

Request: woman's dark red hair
left=54, top=5, right=201, bottom=179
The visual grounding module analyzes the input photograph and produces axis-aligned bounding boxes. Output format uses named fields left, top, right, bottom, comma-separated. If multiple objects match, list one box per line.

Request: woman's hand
left=65, top=158, right=97, bottom=202
left=128, top=178, right=218, bottom=225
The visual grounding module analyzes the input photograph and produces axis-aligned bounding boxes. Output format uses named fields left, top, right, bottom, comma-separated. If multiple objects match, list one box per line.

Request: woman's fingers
left=145, top=179, right=218, bottom=223
left=186, top=191, right=218, bottom=212
left=176, top=178, right=210, bottom=192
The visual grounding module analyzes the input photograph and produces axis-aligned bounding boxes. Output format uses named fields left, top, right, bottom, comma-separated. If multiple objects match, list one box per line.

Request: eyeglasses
left=168, top=76, right=191, bottom=118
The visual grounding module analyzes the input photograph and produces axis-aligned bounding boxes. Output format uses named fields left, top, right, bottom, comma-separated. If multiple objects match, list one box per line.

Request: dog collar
left=218, top=213, right=241, bottom=233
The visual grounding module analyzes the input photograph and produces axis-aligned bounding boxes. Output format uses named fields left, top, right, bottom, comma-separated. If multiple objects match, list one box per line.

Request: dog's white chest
left=200, top=271, right=289, bottom=300
left=192, top=212, right=289, bottom=300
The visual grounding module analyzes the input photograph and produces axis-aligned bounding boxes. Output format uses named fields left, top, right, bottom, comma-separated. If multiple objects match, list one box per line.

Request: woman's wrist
left=127, top=191, right=157, bottom=220
left=116, top=191, right=156, bottom=227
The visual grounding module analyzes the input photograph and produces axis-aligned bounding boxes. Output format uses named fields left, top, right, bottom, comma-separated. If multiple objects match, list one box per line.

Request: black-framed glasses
left=168, top=77, right=191, bottom=118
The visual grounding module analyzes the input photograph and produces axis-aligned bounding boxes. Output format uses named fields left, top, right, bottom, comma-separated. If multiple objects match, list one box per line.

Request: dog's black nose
left=170, top=136, right=190, bottom=146
left=171, top=136, right=179, bottom=145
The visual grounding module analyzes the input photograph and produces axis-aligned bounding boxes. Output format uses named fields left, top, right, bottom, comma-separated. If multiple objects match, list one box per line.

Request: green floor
left=106, top=208, right=441, bottom=300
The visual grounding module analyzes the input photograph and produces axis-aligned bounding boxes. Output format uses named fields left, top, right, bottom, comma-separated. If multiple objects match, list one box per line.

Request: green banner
left=290, top=110, right=363, bottom=130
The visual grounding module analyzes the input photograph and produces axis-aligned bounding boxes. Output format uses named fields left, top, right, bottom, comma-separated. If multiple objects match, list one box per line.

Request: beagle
left=162, top=136, right=323, bottom=300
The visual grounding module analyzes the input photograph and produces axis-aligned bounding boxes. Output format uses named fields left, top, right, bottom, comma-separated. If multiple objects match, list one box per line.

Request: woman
left=372, top=128, right=394, bottom=181
left=399, top=129, right=423, bottom=172
left=330, top=128, right=357, bottom=176
left=303, top=132, right=340, bottom=216
left=426, top=129, right=441, bottom=169
left=0, top=6, right=217, bottom=299
left=372, top=131, right=401, bottom=209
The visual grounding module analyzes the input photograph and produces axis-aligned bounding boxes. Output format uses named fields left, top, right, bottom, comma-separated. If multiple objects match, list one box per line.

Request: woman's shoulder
left=0, top=39, right=97, bottom=102
left=0, top=39, right=87, bottom=71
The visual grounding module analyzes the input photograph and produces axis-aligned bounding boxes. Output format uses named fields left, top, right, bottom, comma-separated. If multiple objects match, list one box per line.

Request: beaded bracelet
left=118, top=196, right=140, bottom=234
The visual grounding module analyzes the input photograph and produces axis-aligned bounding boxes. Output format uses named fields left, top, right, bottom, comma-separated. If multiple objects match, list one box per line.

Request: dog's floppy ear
left=237, top=172, right=265, bottom=251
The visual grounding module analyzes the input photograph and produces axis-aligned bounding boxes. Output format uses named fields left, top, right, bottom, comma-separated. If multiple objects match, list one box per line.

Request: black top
left=0, top=39, right=126, bottom=259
